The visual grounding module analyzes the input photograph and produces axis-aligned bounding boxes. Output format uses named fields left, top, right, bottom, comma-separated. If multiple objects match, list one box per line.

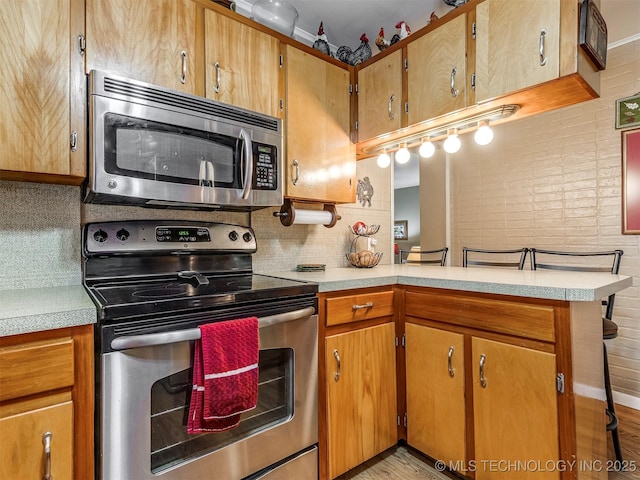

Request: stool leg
left=603, top=342, right=623, bottom=463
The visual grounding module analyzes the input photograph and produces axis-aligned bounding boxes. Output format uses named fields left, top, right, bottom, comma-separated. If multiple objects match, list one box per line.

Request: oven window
left=150, top=348, right=293, bottom=473
left=103, top=113, right=240, bottom=188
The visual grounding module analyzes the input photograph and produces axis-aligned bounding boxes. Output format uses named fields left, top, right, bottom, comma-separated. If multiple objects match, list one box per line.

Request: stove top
left=82, top=220, right=317, bottom=322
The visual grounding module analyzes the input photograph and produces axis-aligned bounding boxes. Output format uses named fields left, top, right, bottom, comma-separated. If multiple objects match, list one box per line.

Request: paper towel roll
left=274, top=199, right=341, bottom=228
left=291, top=208, right=334, bottom=225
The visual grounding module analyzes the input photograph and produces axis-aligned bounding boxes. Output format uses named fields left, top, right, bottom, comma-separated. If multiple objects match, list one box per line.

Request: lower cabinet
left=0, top=325, right=94, bottom=480
left=325, top=323, right=397, bottom=478
left=320, top=288, right=397, bottom=479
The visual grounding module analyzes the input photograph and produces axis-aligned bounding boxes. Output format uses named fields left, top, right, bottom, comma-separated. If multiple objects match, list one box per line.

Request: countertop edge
left=0, top=285, right=97, bottom=338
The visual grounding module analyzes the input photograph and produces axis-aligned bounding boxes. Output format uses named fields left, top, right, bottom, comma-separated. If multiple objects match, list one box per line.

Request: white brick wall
left=451, top=40, right=640, bottom=399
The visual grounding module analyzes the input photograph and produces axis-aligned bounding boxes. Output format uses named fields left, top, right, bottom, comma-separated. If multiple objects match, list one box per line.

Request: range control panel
left=84, top=220, right=257, bottom=255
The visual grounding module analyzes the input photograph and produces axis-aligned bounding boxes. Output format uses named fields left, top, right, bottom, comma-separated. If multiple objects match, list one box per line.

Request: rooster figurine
left=375, top=27, right=390, bottom=51
left=336, top=33, right=372, bottom=66
left=390, top=21, right=411, bottom=45
left=312, top=22, right=332, bottom=57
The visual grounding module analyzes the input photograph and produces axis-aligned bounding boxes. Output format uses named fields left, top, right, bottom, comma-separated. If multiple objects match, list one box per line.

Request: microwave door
left=239, top=129, right=252, bottom=200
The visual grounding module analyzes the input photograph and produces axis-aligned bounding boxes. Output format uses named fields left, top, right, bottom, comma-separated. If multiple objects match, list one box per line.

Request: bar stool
left=530, top=248, right=624, bottom=462
left=462, top=247, right=529, bottom=269
left=399, top=247, right=448, bottom=266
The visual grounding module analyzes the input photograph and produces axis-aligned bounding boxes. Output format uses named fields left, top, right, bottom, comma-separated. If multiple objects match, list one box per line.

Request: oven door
left=100, top=308, right=318, bottom=480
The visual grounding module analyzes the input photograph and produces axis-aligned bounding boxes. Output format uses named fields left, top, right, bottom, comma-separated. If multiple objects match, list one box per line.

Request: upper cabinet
left=357, top=50, right=403, bottom=141
left=0, top=0, right=86, bottom=184
left=204, top=10, right=280, bottom=117
left=86, top=0, right=197, bottom=93
left=474, top=0, right=560, bottom=103
left=407, top=13, right=468, bottom=124
left=284, top=45, right=355, bottom=204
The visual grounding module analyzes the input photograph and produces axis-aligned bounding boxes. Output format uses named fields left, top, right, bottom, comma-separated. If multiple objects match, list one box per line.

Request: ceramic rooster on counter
left=390, top=21, right=411, bottom=46
left=375, top=27, right=390, bottom=51
left=312, top=22, right=332, bottom=57
left=336, top=33, right=372, bottom=66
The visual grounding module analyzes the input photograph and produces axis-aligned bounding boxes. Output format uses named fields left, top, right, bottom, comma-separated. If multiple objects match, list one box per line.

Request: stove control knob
left=228, top=231, right=239, bottom=242
left=93, top=229, right=108, bottom=243
left=243, top=232, right=253, bottom=242
left=116, top=228, right=130, bottom=241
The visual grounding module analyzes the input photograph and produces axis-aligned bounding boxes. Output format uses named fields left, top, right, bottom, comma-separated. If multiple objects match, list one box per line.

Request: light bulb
left=419, top=138, right=435, bottom=158
left=395, top=144, right=410, bottom=164
left=377, top=150, right=391, bottom=168
left=474, top=121, right=494, bottom=145
left=443, top=129, right=461, bottom=153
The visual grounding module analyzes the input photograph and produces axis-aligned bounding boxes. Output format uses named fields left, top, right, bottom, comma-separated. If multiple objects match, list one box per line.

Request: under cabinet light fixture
left=368, top=104, right=519, bottom=163
left=474, top=120, right=494, bottom=145
left=443, top=128, right=462, bottom=153
left=395, top=143, right=411, bottom=164
left=418, top=137, right=435, bottom=158
left=377, top=149, right=391, bottom=168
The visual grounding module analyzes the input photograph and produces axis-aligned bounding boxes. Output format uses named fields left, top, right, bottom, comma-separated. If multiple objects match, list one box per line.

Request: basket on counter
left=346, top=224, right=382, bottom=268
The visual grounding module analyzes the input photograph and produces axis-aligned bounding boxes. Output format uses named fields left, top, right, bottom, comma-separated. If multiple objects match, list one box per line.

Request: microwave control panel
left=253, top=144, right=277, bottom=190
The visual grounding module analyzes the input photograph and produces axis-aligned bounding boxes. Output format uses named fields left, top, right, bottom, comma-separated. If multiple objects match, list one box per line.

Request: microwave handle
left=240, top=129, right=252, bottom=200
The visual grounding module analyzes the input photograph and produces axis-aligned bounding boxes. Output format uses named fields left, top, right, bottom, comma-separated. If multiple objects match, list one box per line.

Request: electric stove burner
left=131, top=284, right=192, bottom=299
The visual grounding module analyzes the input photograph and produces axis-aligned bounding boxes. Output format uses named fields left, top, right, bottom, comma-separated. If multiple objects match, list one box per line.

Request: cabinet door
left=0, top=0, right=85, bottom=180
left=0, top=401, right=73, bottom=479
left=86, top=0, right=197, bottom=93
left=407, top=14, right=467, bottom=124
left=326, top=322, right=397, bottom=479
left=472, top=337, right=560, bottom=480
left=285, top=46, right=355, bottom=204
left=205, top=11, right=280, bottom=117
left=357, top=50, right=402, bottom=141
left=406, top=324, right=465, bottom=467
left=475, top=0, right=560, bottom=102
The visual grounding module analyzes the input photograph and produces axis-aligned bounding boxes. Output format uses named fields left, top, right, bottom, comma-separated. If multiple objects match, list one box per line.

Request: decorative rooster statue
left=429, top=11, right=439, bottom=24
left=312, top=22, right=332, bottom=57
left=336, top=33, right=372, bottom=66
left=390, top=21, right=411, bottom=46
left=375, top=27, right=390, bottom=51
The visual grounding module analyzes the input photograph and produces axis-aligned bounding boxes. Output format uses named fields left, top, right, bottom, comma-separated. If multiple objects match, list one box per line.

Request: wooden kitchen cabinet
left=326, top=323, right=397, bottom=479
left=407, top=13, right=468, bottom=124
left=404, top=288, right=564, bottom=479
left=0, top=326, right=94, bottom=480
left=86, top=0, right=197, bottom=94
left=319, top=288, right=397, bottom=479
left=204, top=10, right=280, bottom=117
left=405, top=324, right=466, bottom=467
left=474, top=0, right=560, bottom=103
left=356, top=50, right=403, bottom=141
left=0, top=0, right=86, bottom=184
left=284, top=45, right=355, bottom=204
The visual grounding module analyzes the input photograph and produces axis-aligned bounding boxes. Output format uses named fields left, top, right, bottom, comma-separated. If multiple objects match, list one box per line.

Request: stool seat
left=603, top=318, right=618, bottom=339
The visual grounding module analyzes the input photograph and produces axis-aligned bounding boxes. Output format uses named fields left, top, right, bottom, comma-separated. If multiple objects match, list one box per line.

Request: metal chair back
left=462, top=247, right=529, bottom=270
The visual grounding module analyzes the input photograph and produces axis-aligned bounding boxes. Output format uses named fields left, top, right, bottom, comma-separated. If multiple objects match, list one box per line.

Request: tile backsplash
left=0, top=156, right=391, bottom=289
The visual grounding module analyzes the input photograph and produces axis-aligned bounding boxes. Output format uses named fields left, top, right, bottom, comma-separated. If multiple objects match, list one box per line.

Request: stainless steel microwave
left=84, top=70, right=283, bottom=211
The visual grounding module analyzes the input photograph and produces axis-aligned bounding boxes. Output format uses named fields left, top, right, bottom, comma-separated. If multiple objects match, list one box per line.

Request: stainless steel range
left=82, top=220, right=318, bottom=480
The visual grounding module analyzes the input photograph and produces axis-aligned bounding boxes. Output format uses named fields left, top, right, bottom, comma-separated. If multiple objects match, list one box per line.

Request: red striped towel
left=187, top=317, right=259, bottom=433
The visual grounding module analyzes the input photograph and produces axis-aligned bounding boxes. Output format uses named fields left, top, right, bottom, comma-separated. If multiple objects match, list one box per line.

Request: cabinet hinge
left=397, top=414, right=401, bottom=426
left=402, top=333, right=406, bottom=347
left=69, top=130, right=78, bottom=152
left=355, top=120, right=359, bottom=131
left=403, top=412, right=407, bottom=427
left=279, top=98, right=284, bottom=112
left=355, top=83, right=359, bottom=95
left=404, top=58, right=408, bottom=72
left=349, top=84, right=353, bottom=95
left=78, top=34, right=86, bottom=56
left=404, top=102, right=409, bottom=114
left=471, top=73, right=476, bottom=90
left=472, top=22, right=477, bottom=40
left=279, top=54, right=283, bottom=69
left=556, top=373, right=565, bottom=394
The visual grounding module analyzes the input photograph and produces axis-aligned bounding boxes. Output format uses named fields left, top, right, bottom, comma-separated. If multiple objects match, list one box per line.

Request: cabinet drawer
left=405, top=290, right=555, bottom=342
left=0, top=338, right=74, bottom=402
left=326, top=291, right=394, bottom=326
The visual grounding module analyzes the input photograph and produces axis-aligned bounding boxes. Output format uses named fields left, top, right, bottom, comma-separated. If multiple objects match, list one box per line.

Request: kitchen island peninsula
left=263, top=265, right=632, bottom=480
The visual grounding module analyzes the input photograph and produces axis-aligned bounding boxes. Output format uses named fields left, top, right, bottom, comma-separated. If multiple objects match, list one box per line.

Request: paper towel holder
left=273, top=198, right=341, bottom=228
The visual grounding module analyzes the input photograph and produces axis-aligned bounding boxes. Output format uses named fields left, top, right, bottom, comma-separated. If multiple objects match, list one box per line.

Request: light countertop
left=260, top=264, right=633, bottom=301
left=0, top=285, right=97, bottom=337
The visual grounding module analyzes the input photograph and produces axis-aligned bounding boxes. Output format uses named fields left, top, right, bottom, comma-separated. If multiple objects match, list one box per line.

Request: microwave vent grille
left=103, top=77, right=280, bottom=133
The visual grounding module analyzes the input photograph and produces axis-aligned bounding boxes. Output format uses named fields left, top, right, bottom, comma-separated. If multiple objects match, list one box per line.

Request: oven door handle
left=110, top=306, right=316, bottom=351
